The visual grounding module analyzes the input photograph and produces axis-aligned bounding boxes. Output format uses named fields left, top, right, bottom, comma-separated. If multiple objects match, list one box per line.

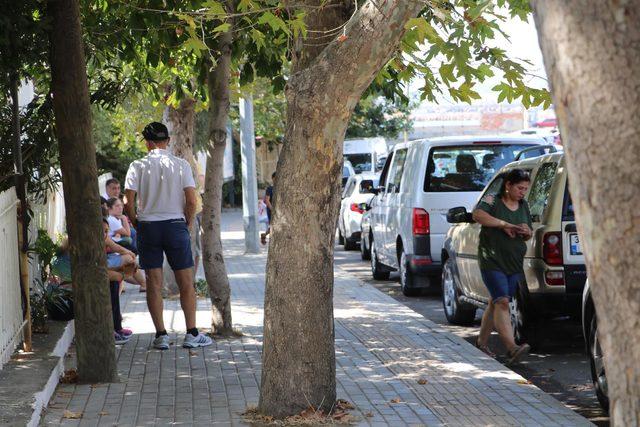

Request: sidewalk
left=41, top=210, right=592, bottom=426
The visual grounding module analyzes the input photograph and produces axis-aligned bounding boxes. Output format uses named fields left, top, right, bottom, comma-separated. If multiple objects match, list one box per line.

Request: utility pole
left=239, top=94, right=259, bottom=253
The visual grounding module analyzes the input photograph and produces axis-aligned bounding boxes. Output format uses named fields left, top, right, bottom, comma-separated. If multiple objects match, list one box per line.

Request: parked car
left=582, top=279, right=609, bottom=411
left=367, top=135, right=548, bottom=296
left=338, top=173, right=379, bottom=250
left=342, top=160, right=355, bottom=189
left=442, top=152, right=587, bottom=346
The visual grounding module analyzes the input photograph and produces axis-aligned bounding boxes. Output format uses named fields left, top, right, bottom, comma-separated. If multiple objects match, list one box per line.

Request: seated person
left=106, top=197, right=136, bottom=252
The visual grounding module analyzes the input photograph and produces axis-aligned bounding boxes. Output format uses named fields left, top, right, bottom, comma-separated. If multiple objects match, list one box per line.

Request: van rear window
left=424, top=144, right=535, bottom=192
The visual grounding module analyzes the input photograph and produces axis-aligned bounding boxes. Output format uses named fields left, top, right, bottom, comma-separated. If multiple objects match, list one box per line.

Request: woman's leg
left=110, top=281, right=122, bottom=332
left=493, top=297, right=517, bottom=351
left=477, top=299, right=495, bottom=346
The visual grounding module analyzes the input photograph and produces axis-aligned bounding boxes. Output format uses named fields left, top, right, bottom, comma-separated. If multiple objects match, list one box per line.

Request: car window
left=378, top=152, right=394, bottom=188
left=528, top=162, right=558, bottom=220
left=344, top=153, right=372, bottom=174
left=386, top=148, right=408, bottom=193
left=424, top=144, right=536, bottom=192
left=476, top=173, right=505, bottom=208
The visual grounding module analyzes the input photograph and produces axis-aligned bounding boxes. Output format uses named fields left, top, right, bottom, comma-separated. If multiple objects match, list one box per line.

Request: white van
left=368, top=135, right=548, bottom=296
left=343, top=137, right=388, bottom=174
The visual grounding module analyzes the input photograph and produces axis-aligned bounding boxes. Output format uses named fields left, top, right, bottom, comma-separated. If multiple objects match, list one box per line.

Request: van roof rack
left=514, top=144, right=559, bottom=161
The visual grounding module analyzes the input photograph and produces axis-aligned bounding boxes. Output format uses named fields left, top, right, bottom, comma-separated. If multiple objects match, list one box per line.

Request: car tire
left=360, top=232, right=371, bottom=260
left=370, top=237, right=390, bottom=280
left=399, top=249, right=421, bottom=297
left=509, top=284, right=539, bottom=348
left=587, top=314, right=609, bottom=412
left=441, top=258, right=476, bottom=325
left=344, top=235, right=357, bottom=251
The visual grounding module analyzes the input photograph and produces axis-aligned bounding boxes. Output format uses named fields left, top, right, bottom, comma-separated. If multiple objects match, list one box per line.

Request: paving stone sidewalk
left=41, top=210, right=592, bottom=426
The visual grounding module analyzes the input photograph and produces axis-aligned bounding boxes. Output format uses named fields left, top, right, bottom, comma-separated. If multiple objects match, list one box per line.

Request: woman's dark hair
left=106, top=197, right=121, bottom=208
left=498, top=168, right=530, bottom=198
left=102, top=217, right=109, bottom=225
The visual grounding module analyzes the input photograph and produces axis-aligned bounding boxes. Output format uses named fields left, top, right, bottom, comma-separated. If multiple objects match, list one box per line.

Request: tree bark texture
left=531, top=2, right=640, bottom=424
left=259, top=0, right=422, bottom=417
left=163, top=99, right=198, bottom=296
left=48, top=0, right=117, bottom=382
left=201, top=26, right=233, bottom=335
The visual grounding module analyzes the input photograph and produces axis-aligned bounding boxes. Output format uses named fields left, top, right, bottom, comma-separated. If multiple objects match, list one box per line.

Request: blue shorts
left=480, top=270, right=523, bottom=301
left=106, top=253, right=123, bottom=269
left=137, top=219, right=194, bottom=271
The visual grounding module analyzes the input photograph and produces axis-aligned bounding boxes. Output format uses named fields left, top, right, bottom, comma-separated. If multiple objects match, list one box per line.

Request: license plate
left=570, top=233, right=582, bottom=255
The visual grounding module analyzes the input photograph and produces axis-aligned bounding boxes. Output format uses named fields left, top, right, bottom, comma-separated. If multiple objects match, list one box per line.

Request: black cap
left=142, top=122, right=169, bottom=141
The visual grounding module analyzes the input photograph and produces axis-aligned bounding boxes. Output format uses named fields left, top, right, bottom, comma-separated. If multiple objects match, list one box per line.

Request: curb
left=27, top=320, right=74, bottom=427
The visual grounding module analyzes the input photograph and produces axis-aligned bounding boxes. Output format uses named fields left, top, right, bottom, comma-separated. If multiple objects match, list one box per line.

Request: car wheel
left=399, top=249, right=420, bottom=297
left=344, top=234, right=357, bottom=251
left=441, top=258, right=476, bottom=325
left=588, top=314, right=609, bottom=412
left=370, top=237, right=390, bottom=280
left=509, top=285, right=538, bottom=347
left=360, top=232, right=371, bottom=260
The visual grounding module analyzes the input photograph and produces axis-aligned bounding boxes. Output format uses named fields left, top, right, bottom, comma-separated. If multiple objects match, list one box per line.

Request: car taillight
left=543, top=232, right=563, bottom=265
left=412, top=208, right=430, bottom=235
left=545, top=271, right=565, bottom=286
left=350, top=203, right=364, bottom=214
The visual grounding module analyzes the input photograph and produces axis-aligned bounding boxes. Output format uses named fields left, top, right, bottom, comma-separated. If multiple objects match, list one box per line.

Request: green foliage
left=29, top=229, right=60, bottom=283
left=195, top=278, right=209, bottom=297
left=346, top=96, right=414, bottom=140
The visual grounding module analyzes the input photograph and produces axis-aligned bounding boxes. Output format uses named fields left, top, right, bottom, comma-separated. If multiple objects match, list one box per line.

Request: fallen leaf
left=189, top=350, right=197, bottom=357
left=98, top=411, right=108, bottom=416
left=337, top=34, right=348, bottom=42
left=517, top=379, right=532, bottom=385
left=390, top=398, right=402, bottom=403
left=60, top=369, right=78, bottom=384
left=365, top=411, right=374, bottom=418
left=62, top=410, right=82, bottom=419
left=417, top=378, right=428, bottom=385
left=336, top=399, right=354, bottom=410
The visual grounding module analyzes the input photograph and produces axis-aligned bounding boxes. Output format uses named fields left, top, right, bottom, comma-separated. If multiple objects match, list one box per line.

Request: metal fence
left=0, top=187, right=24, bottom=370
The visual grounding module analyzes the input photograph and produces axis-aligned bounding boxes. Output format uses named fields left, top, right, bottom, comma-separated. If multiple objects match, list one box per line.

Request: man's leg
left=145, top=268, right=166, bottom=333
left=174, top=268, right=196, bottom=329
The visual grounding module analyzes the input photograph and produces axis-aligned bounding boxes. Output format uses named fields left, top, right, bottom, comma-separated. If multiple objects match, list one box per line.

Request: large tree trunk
left=201, top=24, right=233, bottom=336
left=531, top=2, right=640, bottom=424
left=48, top=0, right=116, bottom=382
left=259, top=0, right=422, bottom=417
left=162, top=99, right=198, bottom=296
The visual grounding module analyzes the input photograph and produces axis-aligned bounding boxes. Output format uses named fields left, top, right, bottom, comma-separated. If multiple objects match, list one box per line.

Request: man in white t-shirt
left=124, top=122, right=212, bottom=350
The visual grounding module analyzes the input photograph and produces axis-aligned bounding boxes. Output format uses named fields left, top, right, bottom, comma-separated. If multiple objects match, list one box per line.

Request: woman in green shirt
left=473, top=169, right=533, bottom=364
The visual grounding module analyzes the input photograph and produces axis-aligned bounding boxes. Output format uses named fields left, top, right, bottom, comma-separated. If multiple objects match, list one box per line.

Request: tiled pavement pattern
left=41, top=211, right=592, bottom=426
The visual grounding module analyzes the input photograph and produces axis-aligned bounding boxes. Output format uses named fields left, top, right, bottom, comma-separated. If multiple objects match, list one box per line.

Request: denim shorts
left=480, top=270, right=523, bottom=301
left=137, top=219, right=194, bottom=271
left=106, top=253, right=123, bottom=269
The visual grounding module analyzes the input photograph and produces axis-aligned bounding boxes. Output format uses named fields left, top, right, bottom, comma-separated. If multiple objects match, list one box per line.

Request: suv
left=582, top=280, right=608, bottom=411
left=368, top=135, right=548, bottom=296
left=441, top=152, right=587, bottom=345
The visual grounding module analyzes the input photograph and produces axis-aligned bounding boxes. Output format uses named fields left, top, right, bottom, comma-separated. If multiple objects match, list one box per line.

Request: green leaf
left=213, top=22, right=231, bottom=33
left=258, top=11, right=290, bottom=35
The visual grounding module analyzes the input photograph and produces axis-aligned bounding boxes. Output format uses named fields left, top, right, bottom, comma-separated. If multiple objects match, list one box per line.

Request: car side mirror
left=359, top=180, right=375, bottom=194
left=371, top=186, right=382, bottom=195
left=447, top=206, right=474, bottom=224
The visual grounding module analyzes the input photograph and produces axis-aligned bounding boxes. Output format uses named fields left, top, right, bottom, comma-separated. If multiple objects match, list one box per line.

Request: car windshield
left=424, top=144, right=536, bottom=192
left=344, top=153, right=372, bottom=174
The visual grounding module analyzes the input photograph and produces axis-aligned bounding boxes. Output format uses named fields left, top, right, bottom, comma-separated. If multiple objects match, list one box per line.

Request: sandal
left=475, top=339, right=496, bottom=357
left=507, top=344, right=531, bottom=364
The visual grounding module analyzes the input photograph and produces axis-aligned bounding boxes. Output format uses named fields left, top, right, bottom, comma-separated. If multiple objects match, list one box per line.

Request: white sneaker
left=183, top=333, right=213, bottom=348
left=153, top=334, right=170, bottom=350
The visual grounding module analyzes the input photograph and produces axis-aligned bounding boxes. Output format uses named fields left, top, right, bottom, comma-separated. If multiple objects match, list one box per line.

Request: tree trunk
left=48, top=0, right=117, bottom=382
left=531, top=2, right=640, bottom=424
left=201, top=25, right=233, bottom=336
left=259, top=0, right=422, bottom=417
left=162, top=99, right=198, bottom=296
